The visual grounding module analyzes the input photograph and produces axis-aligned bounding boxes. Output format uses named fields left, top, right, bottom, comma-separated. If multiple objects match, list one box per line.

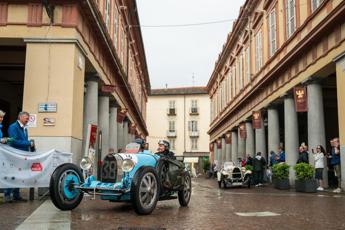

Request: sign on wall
left=252, top=111, right=262, bottom=129
left=27, top=114, right=37, bottom=128
left=294, top=86, right=308, bottom=112
left=38, top=103, right=57, bottom=113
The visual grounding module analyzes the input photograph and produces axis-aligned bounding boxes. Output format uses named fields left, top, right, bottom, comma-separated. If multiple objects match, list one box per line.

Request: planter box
left=273, top=179, right=290, bottom=190
left=295, top=179, right=317, bottom=193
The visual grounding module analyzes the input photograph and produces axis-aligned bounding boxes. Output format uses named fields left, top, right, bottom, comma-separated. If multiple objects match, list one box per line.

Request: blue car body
left=79, top=150, right=160, bottom=201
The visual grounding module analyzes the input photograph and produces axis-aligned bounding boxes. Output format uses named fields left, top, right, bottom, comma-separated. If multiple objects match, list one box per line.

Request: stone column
left=98, top=96, right=110, bottom=159
left=82, top=77, right=99, bottom=155
left=214, top=142, right=218, bottom=164
left=225, top=134, right=231, bottom=162
left=123, top=121, right=129, bottom=148
left=109, top=106, right=118, bottom=153
left=284, top=96, right=299, bottom=184
left=221, top=138, right=226, bottom=165
left=307, top=81, right=328, bottom=187
left=335, top=55, right=345, bottom=189
left=238, top=128, right=246, bottom=159
left=231, top=131, right=238, bottom=163
left=255, top=117, right=266, bottom=157
left=245, top=122, right=255, bottom=157
left=117, top=121, right=124, bottom=152
left=268, top=107, right=280, bottom=164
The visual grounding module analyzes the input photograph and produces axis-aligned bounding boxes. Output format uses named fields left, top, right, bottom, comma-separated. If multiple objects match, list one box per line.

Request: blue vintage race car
left=49, top=143, right=191, bottom=215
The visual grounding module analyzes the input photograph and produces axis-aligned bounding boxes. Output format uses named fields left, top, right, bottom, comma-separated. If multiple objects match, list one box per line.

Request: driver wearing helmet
left=156, top=140, right=176, bottom=160
left=134, top=138, right=146, bottom=152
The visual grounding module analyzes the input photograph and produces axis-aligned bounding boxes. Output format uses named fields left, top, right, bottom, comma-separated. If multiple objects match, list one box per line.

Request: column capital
left=85, top=72, right=101, bottom=82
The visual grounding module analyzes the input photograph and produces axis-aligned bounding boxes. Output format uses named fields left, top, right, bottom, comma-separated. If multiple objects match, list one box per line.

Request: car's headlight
left=122, top=159, right=135, bottom=172
left=80, top=157, right=92, bottom=170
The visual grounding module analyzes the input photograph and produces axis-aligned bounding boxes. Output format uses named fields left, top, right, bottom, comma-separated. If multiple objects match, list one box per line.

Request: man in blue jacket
left=4, top=111, right=33, bottom=202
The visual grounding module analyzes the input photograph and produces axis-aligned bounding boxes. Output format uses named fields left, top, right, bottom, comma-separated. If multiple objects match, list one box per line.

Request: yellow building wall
left=23, top=43, right=85, bottom=140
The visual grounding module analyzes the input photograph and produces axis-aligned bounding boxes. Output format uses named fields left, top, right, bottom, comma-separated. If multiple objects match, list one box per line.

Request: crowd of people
left=222, top=139, right=342, bottom=192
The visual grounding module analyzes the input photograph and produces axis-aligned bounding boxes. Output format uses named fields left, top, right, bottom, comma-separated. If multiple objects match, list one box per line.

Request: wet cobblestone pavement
left=2, top=178, right=345, bottom=230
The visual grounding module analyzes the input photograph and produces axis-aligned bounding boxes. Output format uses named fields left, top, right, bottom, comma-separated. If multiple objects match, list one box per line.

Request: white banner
left=0, top=144, right=72, bottom=188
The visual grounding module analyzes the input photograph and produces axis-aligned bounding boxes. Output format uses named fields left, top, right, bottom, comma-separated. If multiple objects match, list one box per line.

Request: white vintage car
left=217, top=162, right=252, bottom=188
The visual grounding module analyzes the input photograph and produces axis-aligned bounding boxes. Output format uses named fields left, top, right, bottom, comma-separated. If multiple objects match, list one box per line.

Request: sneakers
left=317, top=187, right=324, bottom=191
left=333, top=188, right=342, bottom=193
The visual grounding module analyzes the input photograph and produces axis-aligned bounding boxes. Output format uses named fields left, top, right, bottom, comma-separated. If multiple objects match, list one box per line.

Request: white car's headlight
left=80, top=157, right=92, bottom=170
left=122, top=159, right=135, bottom=172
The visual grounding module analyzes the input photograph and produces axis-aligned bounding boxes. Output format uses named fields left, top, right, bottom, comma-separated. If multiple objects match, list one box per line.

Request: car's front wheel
left=131, top=167, right=159, bottom=215
left=49, top=163, right=84, bottom=211
left=178, top=173, right=191, bottom=207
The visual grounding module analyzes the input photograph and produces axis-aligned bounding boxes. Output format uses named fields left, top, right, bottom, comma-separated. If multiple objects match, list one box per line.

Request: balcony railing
left=167, top=130, right=177, bottom=137
left=189, top=130, right=199, bottom=137
left=167, top=108, right=176, bottom=116
left=190, top=107, right=199, bottom=115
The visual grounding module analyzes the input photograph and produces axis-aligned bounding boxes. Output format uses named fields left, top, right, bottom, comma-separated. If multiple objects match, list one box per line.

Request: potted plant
left=293, top=163, right=317, bottom=193
left=272, top=163, right=290, bottom=189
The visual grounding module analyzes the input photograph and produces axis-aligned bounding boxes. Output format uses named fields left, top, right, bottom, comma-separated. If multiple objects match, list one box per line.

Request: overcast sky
left=136, top=0, right=245, bottom=89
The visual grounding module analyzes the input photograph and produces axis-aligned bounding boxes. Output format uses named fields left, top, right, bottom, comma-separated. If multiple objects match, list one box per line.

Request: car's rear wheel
left=178, top=173, right=191, bottom=206
left=49, top=163, right=84, bottom=210
left=131, top=167, right=159, bottom=215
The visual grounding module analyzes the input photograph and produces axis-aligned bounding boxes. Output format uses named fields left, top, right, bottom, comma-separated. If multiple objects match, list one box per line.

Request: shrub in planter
left=293, top=163, right=317, bottom=193
left=272, top=163, right=290, bottom=190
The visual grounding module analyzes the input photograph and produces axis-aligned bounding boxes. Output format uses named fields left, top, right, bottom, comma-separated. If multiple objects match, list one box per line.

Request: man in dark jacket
left=253, top=152, right=266, bottom=186
left=4, top=111, right=34, bottom=202
left=297, top=146, right=309, bottom=164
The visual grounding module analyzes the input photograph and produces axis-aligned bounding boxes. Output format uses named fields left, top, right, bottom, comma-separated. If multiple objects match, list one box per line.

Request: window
left=255, top=30, right=263, bottom=72
left=191, top=138, right=198, bottom=150
left=168, top=138, right=176, bottom=150
left=191, top=100, right=198, bottom=114
left=227, top=68, right=232, bottom=102
left=269, top=8, right=277, bottom=57
left=239, top=53, right=243, bottom=89
left=169, top=100, right=175, bottom=109
left=286, top=0, right=296, bottom=38
left=222, top=80, right=226, bottom=109
left=232, top=65, right=236, bottom=96
left=245, top=47, right=250, bottom=82
left=169, top=121, right=175, bottom=132
left=113, top=9, right=119, bottom=49
left=188, top=121, right=198, bottom=132
left=312, top=0, right=323, bottom=12
left=105, top=0, right=110, bottom=31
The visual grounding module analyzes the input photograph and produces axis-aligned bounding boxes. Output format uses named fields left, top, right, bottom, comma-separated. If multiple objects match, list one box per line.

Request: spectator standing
left=0, top=110, right=8, bottom=144
left=331, top=138, right=341, bottom=193
left=313, top=145, right=325, bottom=191
left=4, top=111, right=34, bottom=202
left=253, top=152, right=266, bottom=187
left=246, top=154, right=253, bottom=166
left=277, top=147, right=286, bottom=163
left=269, top=151, right=277, bottom=167
left=297, top=146, right=309, bottom=164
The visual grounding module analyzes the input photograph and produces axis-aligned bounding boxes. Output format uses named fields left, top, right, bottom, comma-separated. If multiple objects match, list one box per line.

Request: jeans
left=254, top=171, right=264, bottom=184
left=4, top=188, right=20, bottom=199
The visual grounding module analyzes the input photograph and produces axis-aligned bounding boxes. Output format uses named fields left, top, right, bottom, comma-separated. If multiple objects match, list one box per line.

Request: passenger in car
left=156, top=140, right=176, bottom=160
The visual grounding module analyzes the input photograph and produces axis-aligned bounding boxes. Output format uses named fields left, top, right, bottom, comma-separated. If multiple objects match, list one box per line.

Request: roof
left=150, top=87, right=208, bottom=96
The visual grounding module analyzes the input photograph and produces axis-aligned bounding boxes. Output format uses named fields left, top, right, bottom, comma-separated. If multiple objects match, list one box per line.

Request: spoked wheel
left=157, top=160, right=169, bottom=192
left=131, top=167, right=159, bottom=215
left=49, top=163, right=84, bottom=210
left=178, top=173, right=191, bottom=206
